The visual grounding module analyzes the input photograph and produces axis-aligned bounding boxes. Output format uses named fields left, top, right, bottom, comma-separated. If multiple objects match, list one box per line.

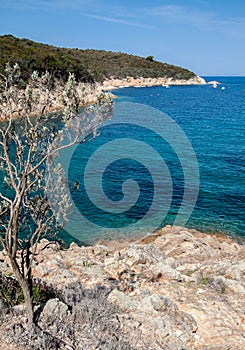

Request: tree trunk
left=19, top=277, right=34, bottom=327
left=9, top=256, right=34, bottom=328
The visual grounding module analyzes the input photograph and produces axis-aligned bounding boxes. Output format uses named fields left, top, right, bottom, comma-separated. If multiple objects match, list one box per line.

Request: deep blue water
left=61, top=76, right=245, bottom=244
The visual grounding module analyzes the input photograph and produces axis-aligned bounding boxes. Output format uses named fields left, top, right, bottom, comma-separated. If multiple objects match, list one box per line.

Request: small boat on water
left=208, top=80, right=220, bottom=88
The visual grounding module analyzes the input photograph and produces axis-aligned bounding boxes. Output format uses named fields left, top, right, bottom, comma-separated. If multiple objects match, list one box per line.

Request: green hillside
left=0, top=35, right=196, bottom=84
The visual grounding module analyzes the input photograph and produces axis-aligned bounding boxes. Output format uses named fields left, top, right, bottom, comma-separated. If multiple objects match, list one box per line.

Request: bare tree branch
left=0, top=65, right=113, bottom=328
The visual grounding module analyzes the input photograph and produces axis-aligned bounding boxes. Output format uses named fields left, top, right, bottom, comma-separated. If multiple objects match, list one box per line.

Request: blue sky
left=0, top=0, right=244, bottom=75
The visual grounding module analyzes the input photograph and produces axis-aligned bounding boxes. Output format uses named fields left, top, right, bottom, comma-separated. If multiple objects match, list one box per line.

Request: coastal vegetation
left=146, top=55, right=155, bottom=61
left=0, top=64, right=113, bottom=328
left=0, top=34, right=196, bottom=85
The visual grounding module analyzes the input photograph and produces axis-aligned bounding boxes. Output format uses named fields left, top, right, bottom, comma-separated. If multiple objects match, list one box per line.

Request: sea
left=1, top=76, right=245, bottom=245
left=58, top=76, right=244, bottom=245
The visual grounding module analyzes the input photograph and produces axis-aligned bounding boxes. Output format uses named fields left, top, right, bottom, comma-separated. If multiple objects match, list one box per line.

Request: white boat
left=221, top=86, right=225, bottom=90
left=208, top=80, right=220, bottom=88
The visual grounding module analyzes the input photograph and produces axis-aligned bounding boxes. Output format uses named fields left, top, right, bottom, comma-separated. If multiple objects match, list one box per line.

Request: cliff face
left=0, top=81, right=110, bottom=121
left=1, top=226, right=245, bottom=349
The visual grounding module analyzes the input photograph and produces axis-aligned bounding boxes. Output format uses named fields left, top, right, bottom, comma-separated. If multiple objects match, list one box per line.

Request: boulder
left=40, top=298, right=69, bottom=323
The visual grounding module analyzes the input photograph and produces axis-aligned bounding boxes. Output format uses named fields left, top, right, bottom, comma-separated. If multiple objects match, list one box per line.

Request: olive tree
left=0, top=64, right=112, bottom=328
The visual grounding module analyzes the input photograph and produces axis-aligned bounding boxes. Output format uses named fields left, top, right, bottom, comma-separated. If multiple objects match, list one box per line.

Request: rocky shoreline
left=0, top=75, right=206, bottom=121
left=0, top=226, right=244, bottom=349
left=0, top=81, right=110, bottom=121
left=102, top=75, right=206, bottom=90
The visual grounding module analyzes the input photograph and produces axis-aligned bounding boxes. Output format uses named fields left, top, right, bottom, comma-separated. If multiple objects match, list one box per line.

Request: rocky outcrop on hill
left=0, top=226, right=245, bottom=349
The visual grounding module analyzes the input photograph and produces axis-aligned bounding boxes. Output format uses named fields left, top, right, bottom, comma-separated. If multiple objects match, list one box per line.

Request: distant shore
left=102, top=75, right=207, bottom=90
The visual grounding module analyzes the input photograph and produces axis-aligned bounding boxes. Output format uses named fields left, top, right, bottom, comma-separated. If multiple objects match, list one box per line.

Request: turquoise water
left=61, top=76, right=245, bottom=244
